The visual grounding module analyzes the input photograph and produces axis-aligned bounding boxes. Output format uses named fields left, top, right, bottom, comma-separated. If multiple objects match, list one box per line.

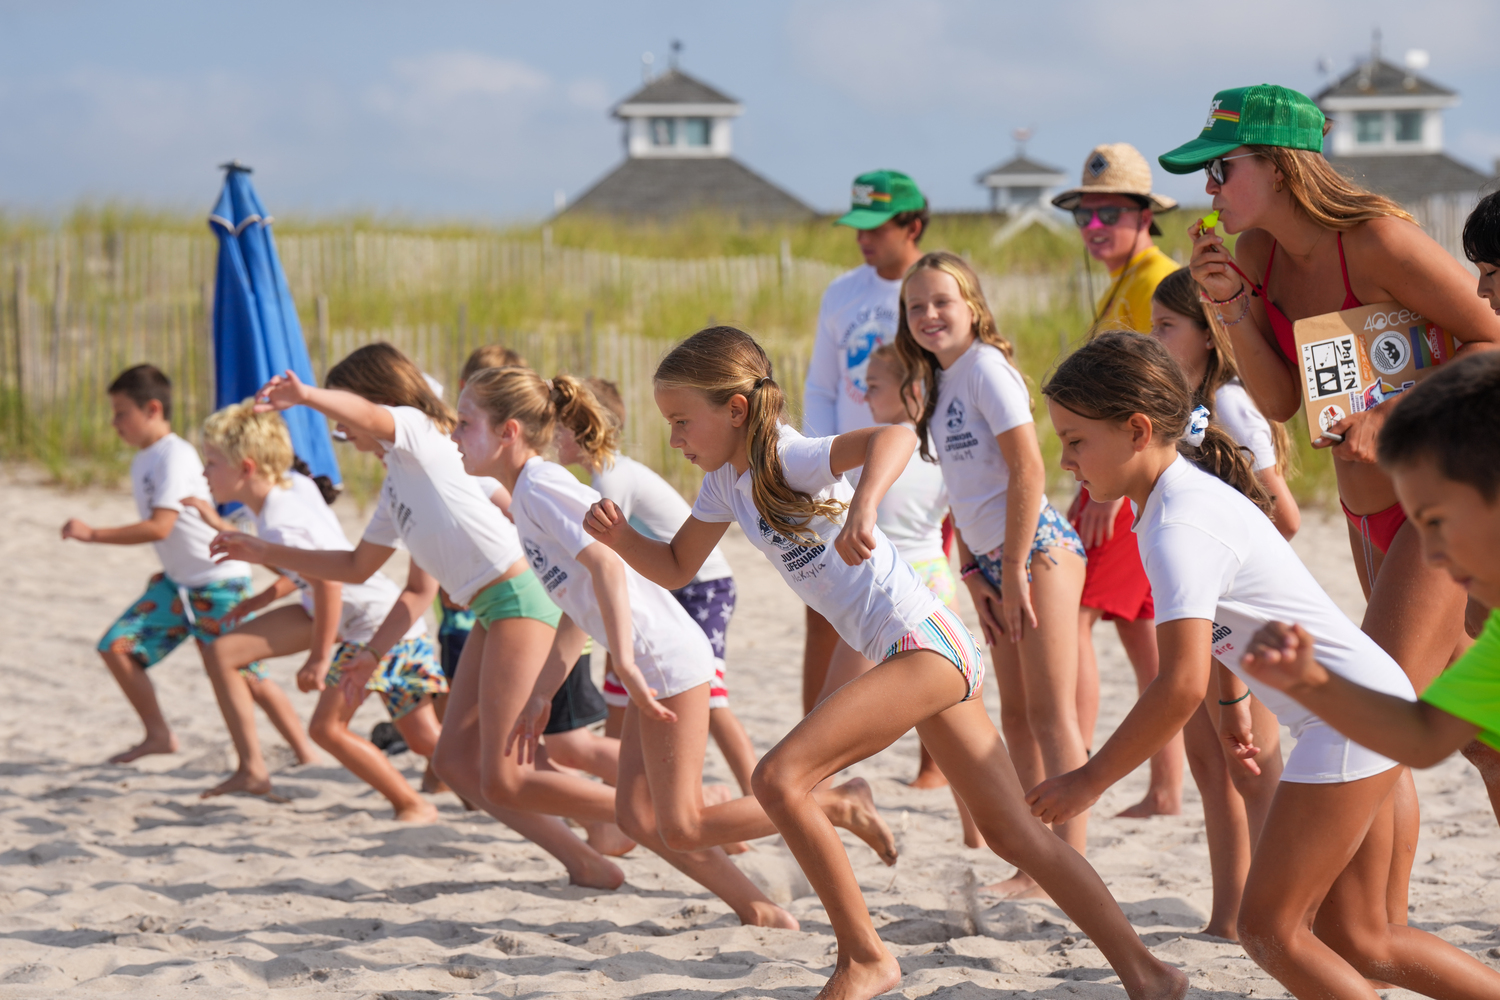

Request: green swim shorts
left=469, top=571, right=562, bottom=628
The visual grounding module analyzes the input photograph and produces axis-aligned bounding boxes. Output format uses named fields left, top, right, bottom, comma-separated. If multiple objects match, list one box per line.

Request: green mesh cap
left=836, top=170, right=926, bottom=229
left=1159, top=85, right=1326, bottom=174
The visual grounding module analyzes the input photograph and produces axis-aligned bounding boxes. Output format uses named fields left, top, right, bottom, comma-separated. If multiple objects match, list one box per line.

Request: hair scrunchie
left=1181, top=404, right=1210, bottom=448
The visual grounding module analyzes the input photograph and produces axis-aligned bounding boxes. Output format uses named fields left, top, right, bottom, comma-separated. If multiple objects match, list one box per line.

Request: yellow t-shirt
left=1094, top=245, right=1180, bottom=335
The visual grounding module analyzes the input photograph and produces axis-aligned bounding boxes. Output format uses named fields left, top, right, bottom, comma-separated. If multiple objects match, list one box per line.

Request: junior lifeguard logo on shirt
left=1211, top=621, right=1236, bottom=659
left=524, top=539, right=568, bottom=593
left=758, top=516, right=828, bottom=581
left=942, top=398, right=980, bottom=460
left=757, top=516, right=793, bottom=549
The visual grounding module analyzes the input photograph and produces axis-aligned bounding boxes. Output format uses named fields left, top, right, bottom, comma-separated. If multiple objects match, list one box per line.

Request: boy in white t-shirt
left=61, top=365, right=273, bottom=764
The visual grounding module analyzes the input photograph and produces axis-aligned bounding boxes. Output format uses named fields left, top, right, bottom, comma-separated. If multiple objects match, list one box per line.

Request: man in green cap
left=800, top=170, right=929, bottom=722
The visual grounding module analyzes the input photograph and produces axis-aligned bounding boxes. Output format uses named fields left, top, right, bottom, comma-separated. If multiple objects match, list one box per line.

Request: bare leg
left=1113, top=616, right=1184, bottom=818
left=987, top=548, right=1088, bottom=898
left=199, top=607, right=314, bottom=797
left=392, top=698, right=441, bottom=759
left=99, top=645, right=178, bottom=763
left=708, top=705, right=758, bottom=795
left=753, top=649, right=1187, bottom=1000
left=1461, top=740, right=1500, bottom=828
left=432, top=619, right=622, bottom=889
left=245, top=674, right=318, bottom=764
left=1075, top=605, right=1102, bottom=753
left=543, top=727, right=620, bottom=784
left=309, top=685, right=435, bottom=822
left=909, top=741, right=949, bottom=788
left=1240, top=770, right=1500, bottom=998
left=814, top=639, right=874, bottom=706
left=604, top=704, right=625, bottom=739
left=1183, top=704, right=1247, bottom=939
left=803, top=605, right=840, bottom=716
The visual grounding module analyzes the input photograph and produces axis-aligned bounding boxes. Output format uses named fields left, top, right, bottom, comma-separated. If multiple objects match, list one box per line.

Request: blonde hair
left=326, top=342, right=456, bottom=433
left=585, top=377, right=626, bottom=429
left=868, top=343, right=920, bottom=422
left=464, top=367, right=618, bottom=470
left=202, top=399, right=294, bottom=486
left=1252, top=145, right=1414, bottom=230
left=460, top=343, right=528, bottom=385
left=655, top=326, right=845, bottom=546
left=1151, top=267, right=1294, bottom=478
left=894, top=251, right=1015, bottom=462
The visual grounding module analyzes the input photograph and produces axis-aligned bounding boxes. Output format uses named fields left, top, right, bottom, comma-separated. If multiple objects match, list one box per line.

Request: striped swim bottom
left=883, top=605, right=985, bottom=702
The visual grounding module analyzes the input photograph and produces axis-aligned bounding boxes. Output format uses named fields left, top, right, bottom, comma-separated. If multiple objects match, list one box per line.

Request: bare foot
left=983, top=870, right=1052, bottom=901
left=1201, top=922, right=1238, bottom=941
left=108, top=733, right=179, bottom=764
left=584, top=821, right=637, bottom=857
left=703, top=783, right=752, bottom=854
left=421, top=762, right=451, bottom=795
left=293, top=746, right=319, bottom=766
left=1125, top=961, right=1189, bottom=1000
left=1115, top=788, right=1182, bottom=819
left=740, top=899, right=799, bottom=930
left=393, top=798, right=440, bottom=823
left=566, top=853, right=625, bottom=891
left=821, top=778, right=898, bottom=866
left=201, top=769, right=273, bottom=799
left=907, top=766, right=949, bottom=789
left=816, top=950, right=902, bottom=1000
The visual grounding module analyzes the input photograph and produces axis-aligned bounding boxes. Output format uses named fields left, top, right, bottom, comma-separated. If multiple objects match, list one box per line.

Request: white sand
left=1, top=466, right=1496, bottom=998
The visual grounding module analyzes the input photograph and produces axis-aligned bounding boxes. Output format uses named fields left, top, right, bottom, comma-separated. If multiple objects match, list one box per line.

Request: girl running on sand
left=894, top=251, right=1089, bottom=898
left=210, top=343, right=629, bottom=889
left=456, top=366, right=894, bottom=928
left=194, top=400, right=447, bottom=819
left=584, top=326, right=1187, bottom=1000
left=1030, top=331, right=1500, bottom=999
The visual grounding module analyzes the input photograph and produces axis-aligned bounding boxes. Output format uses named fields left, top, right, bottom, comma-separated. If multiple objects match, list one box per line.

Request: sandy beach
left=2, top=465, right=1496, bottom=999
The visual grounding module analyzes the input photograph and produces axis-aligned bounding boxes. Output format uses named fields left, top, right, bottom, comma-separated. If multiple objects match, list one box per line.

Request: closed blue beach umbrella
left=209, top=162, right=340, bottom=487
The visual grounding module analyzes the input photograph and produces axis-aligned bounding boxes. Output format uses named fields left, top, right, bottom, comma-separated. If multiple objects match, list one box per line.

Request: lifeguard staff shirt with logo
left=932, top=341, right=1039, bottom=555
left=689, top=426, right=939, bottom=661
left=803, top=265, right=902, bottom=437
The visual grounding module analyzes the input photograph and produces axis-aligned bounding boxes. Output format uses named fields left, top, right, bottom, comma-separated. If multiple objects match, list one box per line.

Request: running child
left=210, top=343, right=630, bottom=889
left=455, top=366, right=895, bottom=928
left=894, top=251, right=1090, bottom=898
left=586, top=326, right=1188, bottom=1000
left=1030, top=331, right=1500, bottom=999
left=192, top=400, right=448, bottom=819
left=60, top=364, right=304, bottom=765
left=563, top=376, right=756, bottom=795
left=1244, top=351, right=1500, bottom=816
left=1149, top=265, right=1296, bottom=937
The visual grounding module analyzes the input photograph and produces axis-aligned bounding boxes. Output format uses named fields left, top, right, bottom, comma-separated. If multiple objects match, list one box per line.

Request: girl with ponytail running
left=1030, top=331, right=1500, bottom=999
left=584, top=326, right=1187, bottom=1000
left=458, top=366, right=896, bottom=929
left=211, top=343, right=629, bottom=890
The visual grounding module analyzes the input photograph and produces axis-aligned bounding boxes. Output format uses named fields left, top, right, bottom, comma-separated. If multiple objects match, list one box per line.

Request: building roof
left=1315, top=58, right=1455, bottom=101
left=559, top=156, right=815, bottom=220
left=1327, top=152, right=1494, bottom=204
left=977, top=154, right=1067, bottom=186
left=615, top=69, right=738, bottom=109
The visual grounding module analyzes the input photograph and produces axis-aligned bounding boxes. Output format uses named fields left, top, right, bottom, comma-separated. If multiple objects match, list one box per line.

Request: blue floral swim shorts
left=326, top=635, right=448, bottom=720
left=973, top=501, right=1086, bottom=596
left=99, top=573, right=266, bottom=679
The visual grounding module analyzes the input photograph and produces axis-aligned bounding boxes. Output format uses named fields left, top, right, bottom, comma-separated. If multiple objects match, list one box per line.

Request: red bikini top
left=1226, top=232, right=1363, bottom=361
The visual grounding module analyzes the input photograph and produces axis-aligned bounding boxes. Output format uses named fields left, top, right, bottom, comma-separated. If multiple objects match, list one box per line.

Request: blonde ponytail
left=656, top=327, right=847, bottom=546
left=464, top=364, right=615, bottom=463
left=550, top=373, right=618, bottom=470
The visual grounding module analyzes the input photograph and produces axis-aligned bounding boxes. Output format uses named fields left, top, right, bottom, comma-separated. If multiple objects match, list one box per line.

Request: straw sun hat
left=1051, top=143, right=1178, bottom=235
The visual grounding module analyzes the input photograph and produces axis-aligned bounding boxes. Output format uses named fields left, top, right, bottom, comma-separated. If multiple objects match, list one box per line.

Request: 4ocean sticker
left=1298, top=306, right=1454, bottom=438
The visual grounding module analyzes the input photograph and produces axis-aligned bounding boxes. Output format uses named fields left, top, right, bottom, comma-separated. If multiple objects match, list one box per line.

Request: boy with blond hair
left=62, top=365, right=300, bottom=764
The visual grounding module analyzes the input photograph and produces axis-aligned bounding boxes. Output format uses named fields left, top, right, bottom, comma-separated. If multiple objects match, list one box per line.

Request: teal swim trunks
left=99, top=573, right=267, bottom=679
left=326, top=635, right=448, bottom=720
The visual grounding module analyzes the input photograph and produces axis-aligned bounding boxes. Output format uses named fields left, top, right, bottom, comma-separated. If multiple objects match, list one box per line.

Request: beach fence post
left=316, top=294, right=330, bottom=383
left=12, top=263, right=27, bottom=449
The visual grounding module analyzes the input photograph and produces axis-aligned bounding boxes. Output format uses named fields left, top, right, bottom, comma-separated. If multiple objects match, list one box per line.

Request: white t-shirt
left=1214, top=381, right=1276, bottom=473
left=932, top=341, right=1038, bottom=555
left=803, top=264, right=902, bottom=437
left=691, top=425, right=941, bottom=662
left=1135, top=457, right=1415, bottom=740
left=130, top=433, right=248, bottom=588
left=877, top=432, right=949, bottom=564
left=511, top=457, right=712, bottom=674
left=362, top=406, right=524, bottom=606
left=258, top=473, right=422, bottom=646
left=591, top=454, right=734, bottom=584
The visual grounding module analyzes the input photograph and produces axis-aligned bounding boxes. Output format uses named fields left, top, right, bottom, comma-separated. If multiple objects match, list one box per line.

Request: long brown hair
left=894, top=251, right=1015, bottom=462
left=1152, top=267, right=1293, bottom=477
left=1252, top=145, right=1414, bottom=230
left=463, top=366, right=618, bottom=469
left=326, top=342, right=456, bottom=433
left=1042, top=331, right=1273, bottom=516
left=655, top=326, right=845, bottom=546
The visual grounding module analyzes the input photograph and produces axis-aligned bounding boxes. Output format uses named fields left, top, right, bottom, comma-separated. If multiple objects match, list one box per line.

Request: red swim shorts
left=1068, top=486, right=1154, bottom=623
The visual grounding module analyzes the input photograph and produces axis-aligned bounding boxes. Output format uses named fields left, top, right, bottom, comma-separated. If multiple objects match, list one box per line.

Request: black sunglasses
left=1071, top=206, right=1140, bottom=228
left=1204, top=152, right=1259, bottom=185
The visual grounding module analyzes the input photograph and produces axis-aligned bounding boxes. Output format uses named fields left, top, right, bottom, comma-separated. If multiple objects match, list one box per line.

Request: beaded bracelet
left=1218, top=295, right=1252, bottom=327
left=1217, top=690, right=1251, bottom=706
left=959, top=562, right=982, bottom=581
left=1200, top=283, right=1247, bottom=306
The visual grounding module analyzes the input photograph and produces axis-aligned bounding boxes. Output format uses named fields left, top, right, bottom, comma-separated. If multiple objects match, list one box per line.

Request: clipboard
left=1292, top=301, right=1457, bottom=443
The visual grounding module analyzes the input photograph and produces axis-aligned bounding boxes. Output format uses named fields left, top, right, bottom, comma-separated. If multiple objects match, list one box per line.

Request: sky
left=1, top=0, right=1496, bottom=222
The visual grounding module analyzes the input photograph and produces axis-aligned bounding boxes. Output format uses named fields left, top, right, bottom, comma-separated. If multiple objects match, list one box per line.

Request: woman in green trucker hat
left=1166, top=83, right=1500, bottom=1000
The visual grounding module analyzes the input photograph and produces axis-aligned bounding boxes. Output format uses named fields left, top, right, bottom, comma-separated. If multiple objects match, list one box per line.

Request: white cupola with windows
left=1317, top=35, right=1457, bottom=156
left=614, top=44, right=742, bottom=159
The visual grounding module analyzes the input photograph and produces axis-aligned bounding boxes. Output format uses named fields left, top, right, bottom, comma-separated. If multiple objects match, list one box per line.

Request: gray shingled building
left=559, top=66, right=813, bottom=221
left=1315, top=42, right=1494, bottom=260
